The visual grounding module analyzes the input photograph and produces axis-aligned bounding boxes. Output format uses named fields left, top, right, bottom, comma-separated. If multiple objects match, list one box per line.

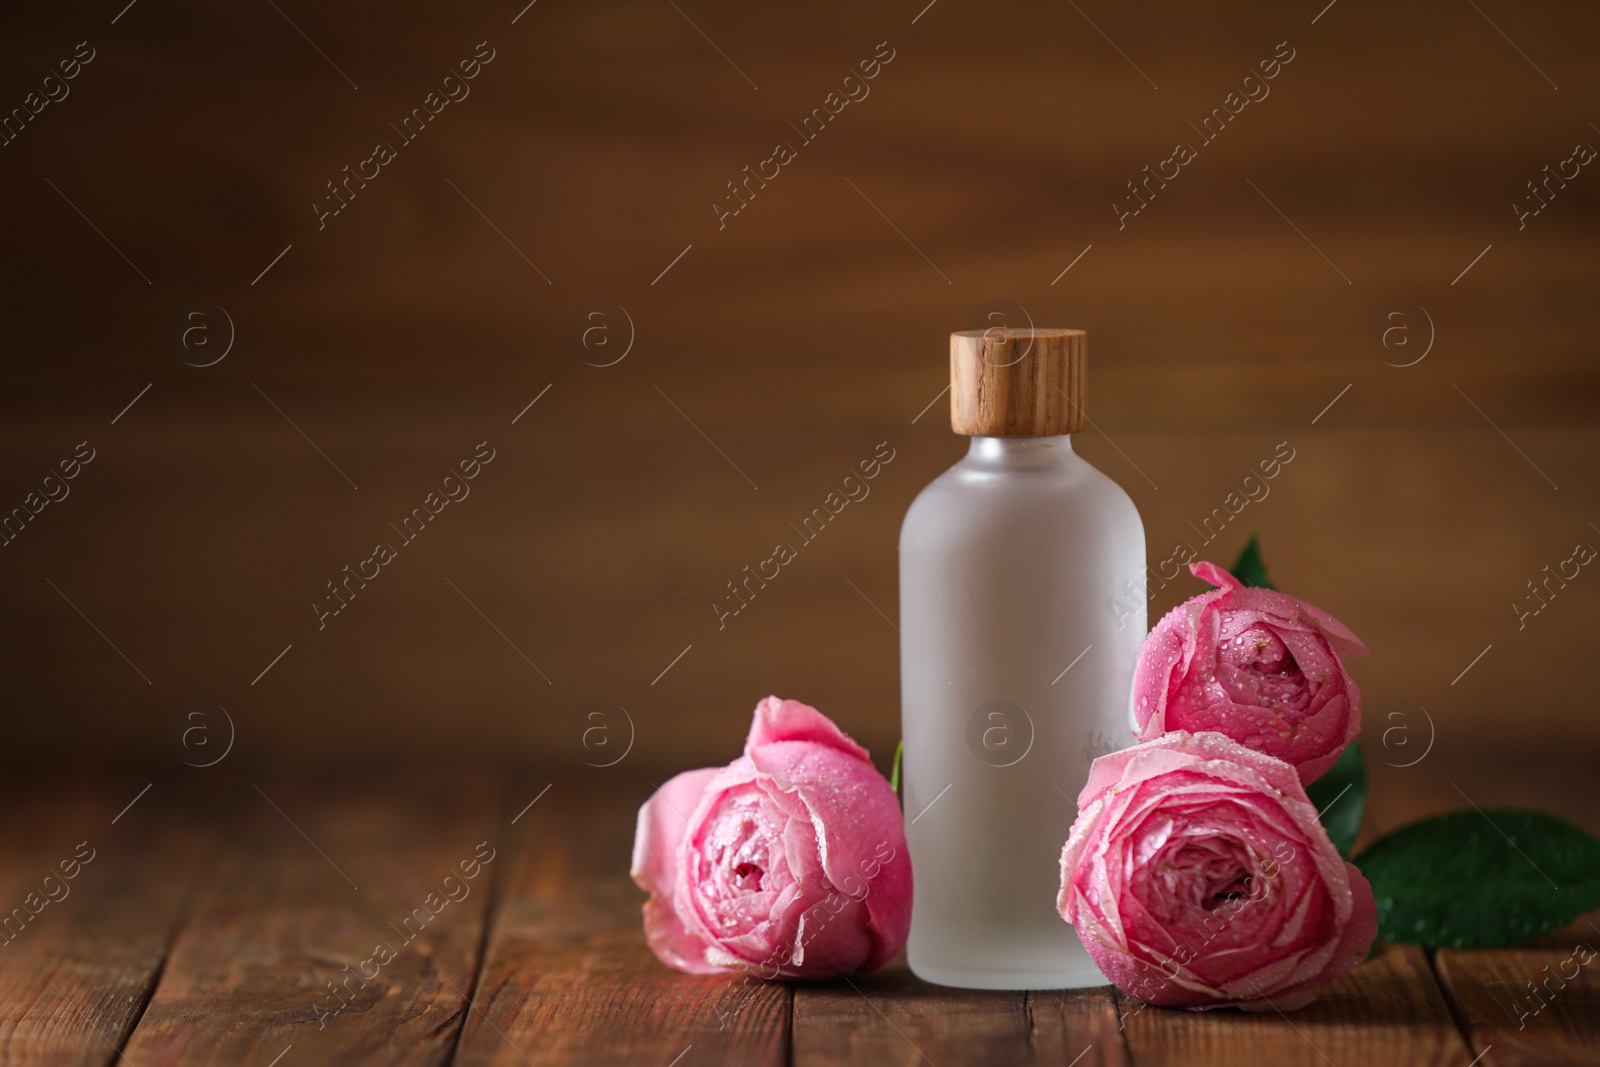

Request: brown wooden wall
left=2, top=0, right=1597, bottom=771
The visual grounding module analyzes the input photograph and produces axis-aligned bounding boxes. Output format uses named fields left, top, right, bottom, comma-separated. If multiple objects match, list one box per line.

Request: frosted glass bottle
left=899, top=328, right=1145, bottom=989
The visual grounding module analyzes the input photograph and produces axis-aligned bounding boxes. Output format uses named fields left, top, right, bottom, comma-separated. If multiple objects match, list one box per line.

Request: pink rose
left=1058, top=731, right=1377, bottom=1011
left=631, top=696, right=912, bottom=979
left=1132, top=560, right=1368, bottom=784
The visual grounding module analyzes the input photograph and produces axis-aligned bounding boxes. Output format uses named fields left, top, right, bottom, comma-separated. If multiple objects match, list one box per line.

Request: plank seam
left=782, top=984, right=794, bottom=1067
left=100, top=778, right=228, bottom=1067
left=1106, top=988, right=1134, bottom=1066
left=443, top=769, right=516, bottom=1066
left=1427, top=947, right=1490, bottom=1064
left=1023, top=989, right=1037, bottom=1063
left=103, top=953, right=170, bottom=1067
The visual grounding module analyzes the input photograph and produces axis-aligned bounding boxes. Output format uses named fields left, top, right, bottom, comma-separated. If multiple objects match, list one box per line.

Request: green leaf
left=1355, top=809, right=1600, bottom=948
left=889, top=740, right=904, bottom=797
left=1228, top=533, right=1276, bottom=590
left=1306, top=740, right=1366, bottom=857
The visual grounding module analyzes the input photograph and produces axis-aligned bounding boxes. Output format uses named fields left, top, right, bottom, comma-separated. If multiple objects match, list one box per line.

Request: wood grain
left=0, top=759, right=1593, bottom=1064
left=1115, top=943, right=1476, bottom=1067
left=792, top=960, right=1030, bottom=1067
left=0, top=779, right=211, bottom=1067
left=119, top=772, right=503, bottom=1067
left=1026, top=987, right=1131, bottom=1067
left=450, top=774, right=789, bottom=1067
left=1434, top=936, right=1600, bottom=1066
left=950, top=328, right=1087, bottom=437
left=0, top=0, right=1598, bottom=773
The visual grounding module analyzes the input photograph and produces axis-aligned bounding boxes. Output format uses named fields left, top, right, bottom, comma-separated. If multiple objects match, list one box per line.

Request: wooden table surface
left=3, top=5, right=1596, bottom=1062
left=1, top=750, right=1595, bottom=1067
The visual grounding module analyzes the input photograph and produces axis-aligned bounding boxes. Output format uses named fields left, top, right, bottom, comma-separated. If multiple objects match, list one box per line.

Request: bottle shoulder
left=903, top=448, right=1141, bottom=531
left=901, top=455, right=1143, bottom=570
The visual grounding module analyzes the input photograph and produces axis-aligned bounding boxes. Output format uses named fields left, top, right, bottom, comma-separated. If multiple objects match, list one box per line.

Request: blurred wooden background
left=1, top=0, right=1596, bottom=773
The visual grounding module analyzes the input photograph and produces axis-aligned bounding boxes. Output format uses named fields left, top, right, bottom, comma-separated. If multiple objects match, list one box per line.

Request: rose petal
left=631, top=767, right=723, bottom=974
left=1187, top=560, right=1367, bottom=659
left=746, top=737, right=911, bottom=973
left=745, top=695, right=872, bottom=762
left=1190, top=560, right=1244, bottom=591
left=1059, top=732, right=1377, bottom=1011
left=637, top=699, right=910, bottom=982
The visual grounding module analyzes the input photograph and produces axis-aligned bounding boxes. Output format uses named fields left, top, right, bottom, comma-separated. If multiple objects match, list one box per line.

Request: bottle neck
left=964, top=434, right=1076, bottom=470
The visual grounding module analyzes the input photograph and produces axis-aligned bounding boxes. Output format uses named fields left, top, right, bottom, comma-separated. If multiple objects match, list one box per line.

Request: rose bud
left=1058, top=731, right=1377, bottom=1011
left=1132, top=560, right=1368, bottom=784
left=631, top=696, right=912, bottom=979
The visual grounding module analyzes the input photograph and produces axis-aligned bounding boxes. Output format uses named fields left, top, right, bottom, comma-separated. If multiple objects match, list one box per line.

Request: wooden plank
left=792, top=961, right=1031, bottom=1067
left=792, top=975, right=1131, bottom=1067
left=0, top=777, right=212, bottom=1067
left=1380, top=748, right=1600, bottom=1064
left=120, top=772, right=502, bottom=1066
left=1027, top=988, right=1131, bottom=1067
left=790, top=969, right=1128, bottom=1067
left=1115, top=942, right=1475, bottom=1067
left=450, top=774, right=788, bottom=1067
left=1434, top=922, right=1600, bottom=1067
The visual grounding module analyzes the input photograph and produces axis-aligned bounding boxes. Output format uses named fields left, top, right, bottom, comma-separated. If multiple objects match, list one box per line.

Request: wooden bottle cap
left=950, top=327, right=1087, bottom=436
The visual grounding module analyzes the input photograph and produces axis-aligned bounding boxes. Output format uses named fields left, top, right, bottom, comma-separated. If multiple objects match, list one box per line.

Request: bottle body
left=899, top=435, right=1146, bottom=989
